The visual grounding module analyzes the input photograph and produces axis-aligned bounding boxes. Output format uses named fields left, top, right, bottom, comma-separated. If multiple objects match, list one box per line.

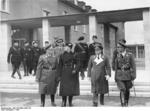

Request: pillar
left=112, top=22, right=125, bottom=42
left=143, top=8, right=150, bottom=70
left=0, top=22, right=12, bottom=71
left=33, top=28, right=38, bottom=41
left=42, top=18, right=52, bottom=47
left=88, top=15, right=98, bottom=43
left=64, top=26, right=71, bottom=43
left=103, top=24, right=110, bottom=56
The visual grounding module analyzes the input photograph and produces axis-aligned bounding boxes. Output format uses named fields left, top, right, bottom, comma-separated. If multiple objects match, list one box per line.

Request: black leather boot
left=50, top=95, right=56, bottom=106
left=120, top=91, right=125, bottom=107
left=93, top=102, right=98, bottom=107
left=125, top=90, right=130, bottom=107
left=61, top=96, right=67, bottom=107
left=40, top=94, right=45, bottom=107
left=69, top=96, right=73, bottom=107
left=100, top=94, right=104, bottom=105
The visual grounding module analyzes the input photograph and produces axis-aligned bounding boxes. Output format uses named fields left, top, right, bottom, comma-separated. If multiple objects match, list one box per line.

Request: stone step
left=0, top=83, right=150, bottom=93
left=1, top=88, right=150, bottom=97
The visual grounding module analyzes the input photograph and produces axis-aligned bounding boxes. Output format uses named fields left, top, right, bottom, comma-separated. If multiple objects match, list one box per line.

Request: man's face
left=45, top=43, right=49, bottom=47
left=117, top=44, right=125, bottom=53
left=33, top=43, right=38, bottom=47
left=14, top=42, right=19, bottom=47
left=64, top=46, right=71, bottom=52
left=25, top=43, right=29, bottom=47
left=93, top=38, right=97, bottom=42
left=95, top=49, right=102, bottom=55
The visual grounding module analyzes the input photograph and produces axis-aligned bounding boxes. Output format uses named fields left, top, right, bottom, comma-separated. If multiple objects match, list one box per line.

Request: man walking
left=7, top=41, right=22, bottom=79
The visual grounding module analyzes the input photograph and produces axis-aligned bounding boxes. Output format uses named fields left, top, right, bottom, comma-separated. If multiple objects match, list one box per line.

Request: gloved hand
left=105, top=75, right=110, bottom=81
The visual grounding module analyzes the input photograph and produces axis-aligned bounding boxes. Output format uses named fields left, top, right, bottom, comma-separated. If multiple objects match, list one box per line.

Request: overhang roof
left=1, top=7, right=149, bottom=29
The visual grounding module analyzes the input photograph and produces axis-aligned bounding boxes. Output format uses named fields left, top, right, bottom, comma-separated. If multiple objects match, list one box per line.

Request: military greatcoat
left=58, top=51, right=80, bottom=96
left=36, top=54, right=59, bottom=94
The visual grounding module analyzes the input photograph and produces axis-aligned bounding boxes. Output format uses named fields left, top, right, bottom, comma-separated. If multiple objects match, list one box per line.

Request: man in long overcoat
left=74, top=36, right=89, bottom=80
left=21, top=41, right=33, bottom=76
left=88, top=43, right=111, bottom=106
left=36, top=45, right=59, bottom=107
left=58, top=43, right=80, bottom=107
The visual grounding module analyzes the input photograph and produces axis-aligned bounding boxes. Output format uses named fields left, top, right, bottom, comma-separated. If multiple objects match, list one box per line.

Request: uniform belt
left=43, top=67, right=55, bottom=70
left=117, top=68, right=130, bottom=71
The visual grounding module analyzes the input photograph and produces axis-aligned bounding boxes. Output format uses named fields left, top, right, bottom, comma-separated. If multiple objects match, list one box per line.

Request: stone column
left=0, top=22, right=12, bottom=71
left=42, top=18, right=52, bottom=47
left=88, top=15, right=98, bottom=43
left=33, top=28, right=38, bottom=41
left=64, top=25, right=71, bottom=43
left=143, top=8, right=150, bottom=70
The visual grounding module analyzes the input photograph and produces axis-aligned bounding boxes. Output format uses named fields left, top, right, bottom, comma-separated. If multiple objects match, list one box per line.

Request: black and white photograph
left=0, top=0, right=150, bottom=110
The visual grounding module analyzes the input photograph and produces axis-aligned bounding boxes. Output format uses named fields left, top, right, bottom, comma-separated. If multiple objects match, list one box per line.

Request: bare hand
left=105, top=75, right=110, bottom=80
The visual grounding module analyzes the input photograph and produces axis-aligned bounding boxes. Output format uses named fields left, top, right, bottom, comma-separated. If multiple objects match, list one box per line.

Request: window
left=0, top=0, right=9, bottom=11
left=73, top=25, right=78, bottom=31
left=127, top=46, right=136, bottom=58
left=138, top=46, right=145, bottom=58
left=82, top=25, right=86, bottom=33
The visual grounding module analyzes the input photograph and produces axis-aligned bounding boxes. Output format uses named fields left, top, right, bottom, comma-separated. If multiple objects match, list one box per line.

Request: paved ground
left=1, top=92, right=150, bottom=107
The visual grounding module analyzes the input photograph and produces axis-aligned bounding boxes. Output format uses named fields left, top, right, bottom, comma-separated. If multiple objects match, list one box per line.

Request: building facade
left=1, top=0, right=122, bottom=72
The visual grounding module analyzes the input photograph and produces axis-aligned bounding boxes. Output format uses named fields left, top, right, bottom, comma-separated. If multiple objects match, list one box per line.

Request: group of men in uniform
left=7, top=40, right=42, bottom=79
left=7, top=35, right=136, bottom=107
left=7, top=35, right=101, bottom=80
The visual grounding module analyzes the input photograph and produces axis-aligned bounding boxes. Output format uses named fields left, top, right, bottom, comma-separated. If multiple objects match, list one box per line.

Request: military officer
left=21, top=41, right=33, bottom=76
left=32, top=41, right=42, bottom=76
left=7, top=41, right=22, bottom=79
left=112, top=39, right=126, bottom=71
left=88, top=35, right=102, bottom=58
left=87, top=43, right=111, bottom=106
left=54, top=38, right=65, bottom=61
left=41, top=41, right=50, bottom=55
left=36, top=44, right=59, bottom=107
left=58, top=43, right=80, bottom=107
left=112, top=39, right=136, bottom=107
left=74, top=36, right=89, bottom=80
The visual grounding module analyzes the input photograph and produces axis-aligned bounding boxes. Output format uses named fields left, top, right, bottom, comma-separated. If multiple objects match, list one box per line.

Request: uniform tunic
left=59, top=52, right=80, bottom=96
left=21, top=46, right=33, bottom=68
left=36, top=54, right=59, bottom=94
left=74, top=42, right=89, bottom=71
left=113, top=52, right=136, bottom=90
left=32, top=47, right=42, bottom=68
left=7, top=47, right=22, bottom=68
left=88, top=55, right=111, bottom=94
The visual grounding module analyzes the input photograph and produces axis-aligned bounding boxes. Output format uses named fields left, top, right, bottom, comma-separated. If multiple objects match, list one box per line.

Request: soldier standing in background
left=54, top=38, right=65, bottom=61
left=88, top=35, right=102, bottom=58
left=41, top=41, right=50, bottom=55
left=32, top=41, right=42, bottom=76
left=112, top=39, right=136, bottom=107
left=7, top=41, right=22, bottom=79
left=74, top=36, right=89, bottom=80
left=21, top=41, right=33, bottom=76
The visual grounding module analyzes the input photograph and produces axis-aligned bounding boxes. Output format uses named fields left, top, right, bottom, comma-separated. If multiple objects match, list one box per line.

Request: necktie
left=98, top=54, right=100, bottom=59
